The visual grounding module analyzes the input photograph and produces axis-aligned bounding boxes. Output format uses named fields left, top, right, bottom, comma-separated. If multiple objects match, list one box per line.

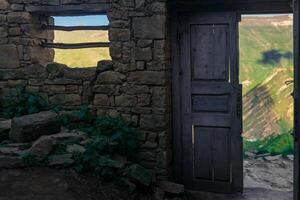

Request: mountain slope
left=240, top=15, right=293, bottom=140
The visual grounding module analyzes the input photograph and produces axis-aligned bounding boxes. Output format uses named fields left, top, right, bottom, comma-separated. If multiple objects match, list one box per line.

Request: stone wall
left=0, top=0, right=171, bottom=180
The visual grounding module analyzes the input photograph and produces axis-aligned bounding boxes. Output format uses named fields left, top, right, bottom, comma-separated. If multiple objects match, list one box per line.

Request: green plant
left=21, top=153, right=49, bottom=166
left=244, top=132, right=294, bottom=156
left=0, top=87, right=48, bottom=119
left=71, top=107, right=138, bottom=182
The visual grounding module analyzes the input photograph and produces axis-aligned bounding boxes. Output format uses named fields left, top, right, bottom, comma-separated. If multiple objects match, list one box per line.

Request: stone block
left=49, top=94, right=81, bottom=106
left=9, top=111, right=61, bottom=143
left=0, top=45, right=20, bottom=69
left=7, top=12, right=32, bottom=24
left=158, top=181, right=184, bottom=195
left=94, top=94, right=110, bottom=106
left=96, top=71, right=125, bottom=84
left=63, top=67, right=97, bottom=81
left=133, top=15, right=166, bottom=39
left=0, top=0, right=9, bottom=10
left=115, top=95, right=137, bottom=107
left=127, top=71, right=165, bottom=85
left=134, top=47, right=152, bottom=61
left=0, top=120, right=11, bottom=142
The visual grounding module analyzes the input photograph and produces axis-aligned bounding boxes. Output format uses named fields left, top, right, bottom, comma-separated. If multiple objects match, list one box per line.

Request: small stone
left=0, top=156, right=24, bottom=168
left=0, top=45, right=20, bottom=69
left=97, top=60, right=113, bottom=73
left=0, top=120, right=11, bottom=142
left=158, top=181, right=184, bottom=194
left=96, top=71, right=126, bottom=84
left=28, top=136, right=53, bottom=156
left=66, top=144, right=85, bottom=153
left=48, top=154, right=74, bottom=166
left=127, top=164, right=152, bottom=186
left=264, top=155, right=282, bottom=161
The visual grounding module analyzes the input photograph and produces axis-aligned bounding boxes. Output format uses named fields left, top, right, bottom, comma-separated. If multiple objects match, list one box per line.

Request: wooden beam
left=26, top=4, right=109, bottom=16
left=42, top=42, right=109, bottom=49
left=168, top=0, right=293, bottom=14
left=42, top=25, right=109, bottom=31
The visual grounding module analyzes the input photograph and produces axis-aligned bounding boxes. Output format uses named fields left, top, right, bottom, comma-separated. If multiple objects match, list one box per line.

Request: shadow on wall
left=257, top=49, right=293, bottom=66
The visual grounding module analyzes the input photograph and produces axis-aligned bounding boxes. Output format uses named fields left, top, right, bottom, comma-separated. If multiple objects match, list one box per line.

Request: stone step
left=9, top=111, right=61, bottom=143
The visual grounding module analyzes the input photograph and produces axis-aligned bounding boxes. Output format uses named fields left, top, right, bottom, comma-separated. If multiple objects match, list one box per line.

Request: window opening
left=43, top=15, right=111, bottom=68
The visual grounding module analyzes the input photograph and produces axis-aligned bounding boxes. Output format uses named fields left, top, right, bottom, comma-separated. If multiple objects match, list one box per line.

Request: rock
left=0, top=45, right=20, bottom=69
left=63, top=67, right=96, bottom=80
left=46, top=62, right=67, bottom=79
left=9, top=111, right=61, bottom=143
left=7, top=12, right=31, bottom=23
left=152, top=187, right=165, bottom=200
left=127, top=164, right=152, bottom=186
left=112, top=154, right=127, bottom=169
left=66, top=144, right=85, bottom=154
left=0, top=120, right=11, bottom=142
left=0, top=146, right=26, bottom=156
left=96, top=71, right=126, bottom=84
left=264, top=155, right=282, bottom=161
left=29, top=131, right=86, bottom=157
left=134, top=47, right=152, bottom=61
left=158, top=181, right=184, bottom=195
left=127, top=71, right=165, bottom=85
left=0, top=156, right=24, bottom=168
left=49, top=94, right=81, bottom=106
left=133, top=16, right=166, bottom=39
left=28, top=136, right=53, bottom=157
left=287, top=155, right=294, bottom=161
left=48, top=154, right=74, bottom=166
left=97, top=60, right=113, bottom=73
left=93, top=94, right=110, bottom=106
left=0, top=0, right=9, bottom=10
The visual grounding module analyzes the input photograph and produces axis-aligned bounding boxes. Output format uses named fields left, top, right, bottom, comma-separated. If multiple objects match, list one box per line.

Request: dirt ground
left=0, top=167, right=107, bottom=200
left=0, top=156, right=294, bottom=200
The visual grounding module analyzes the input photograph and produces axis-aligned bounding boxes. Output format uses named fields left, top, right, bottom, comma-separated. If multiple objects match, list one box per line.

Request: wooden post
left=294, top=0, right=300, bottom=199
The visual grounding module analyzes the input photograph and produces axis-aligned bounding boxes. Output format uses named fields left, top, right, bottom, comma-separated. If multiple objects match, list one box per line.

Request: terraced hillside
left=240, top=15, right=293, bottom=140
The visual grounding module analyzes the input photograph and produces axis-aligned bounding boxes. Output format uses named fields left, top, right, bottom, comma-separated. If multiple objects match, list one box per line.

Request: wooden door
left=294, top=1, right=299, bottom=199
left=176, top=12, right=243, bottom=193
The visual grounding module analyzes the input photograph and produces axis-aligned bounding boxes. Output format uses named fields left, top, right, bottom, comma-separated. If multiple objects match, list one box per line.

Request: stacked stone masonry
left=0, top=0, right=171, bottom=180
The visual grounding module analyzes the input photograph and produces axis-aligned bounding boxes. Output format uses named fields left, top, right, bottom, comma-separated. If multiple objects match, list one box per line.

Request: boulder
left=29, top=132, right=86, bottom=156
left=158, top=181, right=184, bottom=195
left=28, top=136, right=53, bottom=157
left=66, top=144, right=85, bottom=154
left=48, top=154, right=74, bottom=166
left=0, top=156, right=24, bottom=168
left=0, top=120, right=11, bottom=142
left=127, top=164, right=152, bottom=186
left=9, top=111, right=61, bottom=142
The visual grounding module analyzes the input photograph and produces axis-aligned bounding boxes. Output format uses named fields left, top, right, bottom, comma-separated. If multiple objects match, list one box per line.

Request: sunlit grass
left=53, top=30, right=111, bottom=68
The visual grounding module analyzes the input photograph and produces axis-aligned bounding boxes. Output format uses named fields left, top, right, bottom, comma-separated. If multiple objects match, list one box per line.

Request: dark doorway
left=170, top=1, right=298, bottom=199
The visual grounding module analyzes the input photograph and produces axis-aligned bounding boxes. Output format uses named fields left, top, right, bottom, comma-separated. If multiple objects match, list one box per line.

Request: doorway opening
left=240, top=14, right=294, bottom=194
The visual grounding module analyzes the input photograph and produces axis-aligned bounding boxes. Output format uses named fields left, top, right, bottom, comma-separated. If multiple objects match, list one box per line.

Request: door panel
left=178, top=12, right=243, bottom=193
left=191, top=24, right=229, bottom=81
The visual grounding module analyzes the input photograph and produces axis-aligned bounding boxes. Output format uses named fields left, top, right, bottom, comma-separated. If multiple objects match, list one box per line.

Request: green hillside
left=240, top=15, right=294, bottom=154
left=240, top=17, right=293, bottom=94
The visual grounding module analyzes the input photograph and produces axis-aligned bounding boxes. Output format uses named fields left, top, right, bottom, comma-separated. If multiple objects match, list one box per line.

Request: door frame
left=170, top=0, right=297, bottom=198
